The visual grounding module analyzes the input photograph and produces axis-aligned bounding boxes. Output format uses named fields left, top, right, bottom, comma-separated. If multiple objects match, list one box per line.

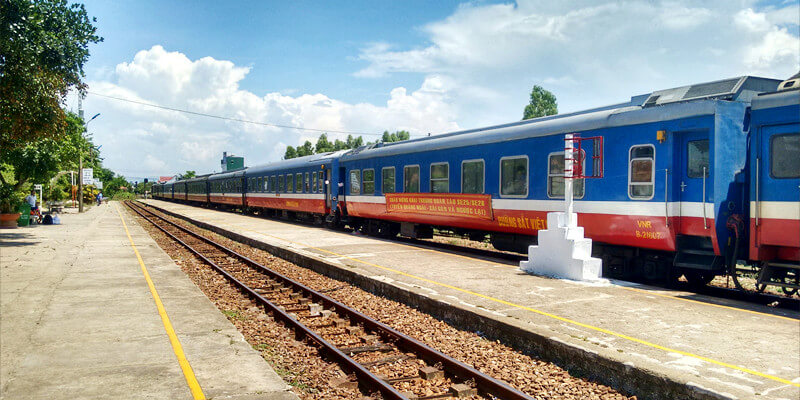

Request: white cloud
left=81, top=46, right=458, bottom=177
left=355, top=0, right=799, bottom=126
left=79, top=1, right=799, bottom=178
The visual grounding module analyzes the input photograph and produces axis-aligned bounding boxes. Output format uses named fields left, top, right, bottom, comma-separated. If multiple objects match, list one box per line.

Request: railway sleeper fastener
left=333, top=318, right=348, bottom=328
left=450, top=383, right=478, bottom=398
left=419, top=366, right=444, bottom=381
left=308, top=303, right=323, bottom=316
left=346, top=326, right=363, bottom=335
left=360, top=334, right=379, bottom=344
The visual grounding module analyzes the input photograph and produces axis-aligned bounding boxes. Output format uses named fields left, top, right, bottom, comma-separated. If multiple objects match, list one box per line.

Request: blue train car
left=208, top=169, right=247, bottom=208
left=339, top=76, right=780, bottom=282
left=242, top=151, right=346, bottom=222
left=746, top=81, right=800, bottom=294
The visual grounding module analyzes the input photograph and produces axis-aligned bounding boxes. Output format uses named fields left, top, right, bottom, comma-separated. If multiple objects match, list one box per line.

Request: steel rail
left=126, top=201, right=536, bottom=400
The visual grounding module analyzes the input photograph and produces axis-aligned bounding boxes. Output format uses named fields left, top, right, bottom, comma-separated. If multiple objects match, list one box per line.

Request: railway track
left=125, top=201, right=536, bottom=400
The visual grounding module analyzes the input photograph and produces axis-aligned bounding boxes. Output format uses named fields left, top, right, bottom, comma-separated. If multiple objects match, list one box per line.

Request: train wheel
left=781, top=271, right=799, bottom=296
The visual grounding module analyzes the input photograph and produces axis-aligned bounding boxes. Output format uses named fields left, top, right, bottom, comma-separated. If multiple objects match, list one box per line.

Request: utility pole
left=79, top=113, right=100, bottom=212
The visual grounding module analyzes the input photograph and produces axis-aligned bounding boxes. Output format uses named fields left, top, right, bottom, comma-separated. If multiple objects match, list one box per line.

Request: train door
left=676, top=130, right=711, bottom=235
left=324, top=169, right=332, bottom=213
left=754, top=123, right=800, bottom=257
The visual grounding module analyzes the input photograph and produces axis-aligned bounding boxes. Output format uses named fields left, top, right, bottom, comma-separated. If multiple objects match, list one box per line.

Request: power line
left=86, top=91, right=390, bottom=136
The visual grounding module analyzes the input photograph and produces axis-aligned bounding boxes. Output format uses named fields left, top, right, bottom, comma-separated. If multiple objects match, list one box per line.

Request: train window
left=350, top=170, right=361, bottom=195
left=304, top=173, right=310, bottom=192
left=382, top=167, right=395, bottom=194
left=318, top=171, right=325, bottom=192
left=500, top=156, right=528, bottom=197
left=547, top=153, right=584, bottom=198
left=771, top=133, right=800, bottom=179
left=404, top=165, right=420, bottom=193
left=687, top=140, right=709, bottom=178
left=461, top=160, right=484, bottom=194
left=279, top=175, right=286, bottom=192
left=270, top=176, right=276, bottom=193
left=629, top=145, right=655, bottom=199
left=312, top=173, right=318, bottom=192
left=363, top=169, right=375, bottom=194
left=430, top=163, right=449, bottom=193
left=296, top=174, right=303, bottom=193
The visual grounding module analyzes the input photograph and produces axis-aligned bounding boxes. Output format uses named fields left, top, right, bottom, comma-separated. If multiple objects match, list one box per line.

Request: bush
left=111, top=191, right=136, bottom=201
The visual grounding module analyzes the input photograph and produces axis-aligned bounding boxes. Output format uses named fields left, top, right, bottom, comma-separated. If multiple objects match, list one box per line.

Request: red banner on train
left=384, top=193, right=493, bottom=220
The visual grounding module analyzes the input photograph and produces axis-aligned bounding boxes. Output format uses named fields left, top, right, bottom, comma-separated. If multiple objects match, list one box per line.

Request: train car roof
left=208, top=168, right=248, bottom=180
left=751, top=88, right=800, bottom=110
left=342, top=76, right=779, bottom=162
left=245, top=150, right=348, bottom=176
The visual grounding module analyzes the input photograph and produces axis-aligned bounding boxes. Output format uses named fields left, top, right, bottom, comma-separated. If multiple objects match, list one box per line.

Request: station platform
left=0, top=203, right=297, bottom=400
left=141, top=199, right=800, bottom=400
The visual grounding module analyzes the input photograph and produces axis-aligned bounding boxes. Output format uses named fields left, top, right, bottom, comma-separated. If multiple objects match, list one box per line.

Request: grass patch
left=222, top=310, right=248, bottom=321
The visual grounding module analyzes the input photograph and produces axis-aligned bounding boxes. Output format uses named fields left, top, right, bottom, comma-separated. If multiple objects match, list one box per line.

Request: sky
left=68, top=0, right=800, bottom=180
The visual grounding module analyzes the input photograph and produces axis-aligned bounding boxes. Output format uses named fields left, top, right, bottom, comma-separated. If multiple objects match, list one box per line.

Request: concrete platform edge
left=143, top=202, right=734, bottom=400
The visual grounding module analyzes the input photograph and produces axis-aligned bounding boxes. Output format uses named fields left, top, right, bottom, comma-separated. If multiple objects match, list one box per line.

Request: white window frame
left=362, top=168, right=375, bottom=195
left=403, top=164, right=420, bottom=193
left=546, top=151, right=585, bottom=199
left=382, top=166, right=396, bottom=194
left=628, top=144, right=656, bottom=200
left=499, top=155, right=529, bottom=198
left=350, top=169, right=361, bottom=195
left=312, top=172, right=318, bottom=193
left=460, top=159, right=485, bottom=194
left=295, top=173, right=303, bottom=193
left=430, top=162, right=449, bottom=193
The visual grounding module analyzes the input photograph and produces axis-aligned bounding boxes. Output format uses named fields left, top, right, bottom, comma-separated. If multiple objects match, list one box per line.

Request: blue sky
left=82, top=1, right=486, bottom=106
left=72, top=0, right=799, bottom=179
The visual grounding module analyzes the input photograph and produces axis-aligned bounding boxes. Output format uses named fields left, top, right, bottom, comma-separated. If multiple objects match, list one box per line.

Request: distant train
left=153, top=75, right=800, bottom=295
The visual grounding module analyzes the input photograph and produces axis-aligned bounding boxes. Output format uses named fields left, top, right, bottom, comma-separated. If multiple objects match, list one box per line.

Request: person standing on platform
left=25, top=190, right=38, bottom=212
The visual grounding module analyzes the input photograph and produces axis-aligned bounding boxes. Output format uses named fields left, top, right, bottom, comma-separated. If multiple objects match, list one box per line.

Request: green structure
left=220, top=152, right=244, bottom=171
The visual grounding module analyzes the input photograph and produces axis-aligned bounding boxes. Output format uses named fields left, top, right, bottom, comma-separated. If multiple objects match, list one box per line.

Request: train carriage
left=339, top=76, right=781, bottom=282
left=243, top=152, right=344, bottom=218
left=747, top=86, right=800, bottom=293
left=185, top=176, right=209, bottom=204
left=208, top=169, right=247, bottom=207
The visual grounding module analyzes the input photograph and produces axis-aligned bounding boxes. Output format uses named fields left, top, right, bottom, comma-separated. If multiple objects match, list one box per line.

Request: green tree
left=315, top=133, right=334, bottom=153
left=380, top=130, right=411, bottom=143
left=298, top=141, right=314, bottom=157
left=0, top=111, right=96, bottom=210
left=0, top=0, right=103, bottom=150
left=284, top=146, right=297, bottom=159
left=179, top=170, right=196, bottom=179
left=522, top=85, right=558, bottom=120
left=333, top=139, right=347, bottom=151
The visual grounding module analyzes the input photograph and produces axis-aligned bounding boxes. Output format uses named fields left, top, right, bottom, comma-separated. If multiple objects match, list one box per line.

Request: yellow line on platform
left=617, top=285, right=799, bottom=322
left=362, top=235, right=797, bottom=322
left=249, top=228, right=800, bottom=388
left=116, top=204, right=206, bottom=400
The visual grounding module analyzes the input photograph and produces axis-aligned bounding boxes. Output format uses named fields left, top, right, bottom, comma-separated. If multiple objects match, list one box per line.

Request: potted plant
left=0, top=186, right=22, bottom=229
